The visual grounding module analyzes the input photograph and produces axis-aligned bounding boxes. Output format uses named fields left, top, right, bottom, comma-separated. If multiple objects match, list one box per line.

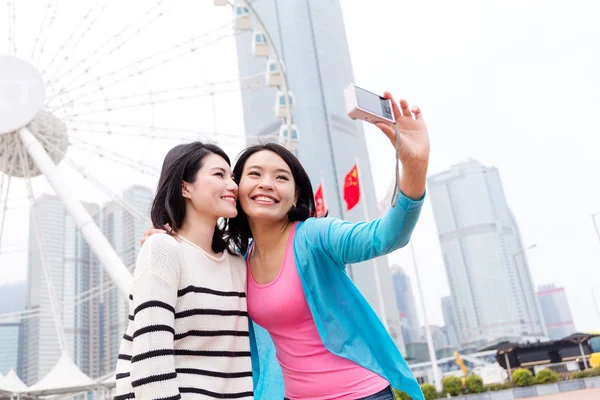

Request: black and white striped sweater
left=114, top=234, right=253, bottom=400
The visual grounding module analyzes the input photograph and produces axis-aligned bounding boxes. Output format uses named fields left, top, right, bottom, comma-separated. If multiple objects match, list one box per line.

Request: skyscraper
left=235, top=0, right=404, bottom=350
left=391, top=265, right=420, bottom=344
left=537, top=284, right=575, bottom=340
left=428, top=160, right=545, bottom=349
left=0, top=283, right=26, bottom=377
left=441, top=295, right=461, bottom=350
left=22, top=195, right=99, bottom=384
left=100, top=185, right=153, bottom=376
left=0, top=322, right=22, bottom=376
left=424, top=325, right=450, bottom=350
left=21, top=186, right=153, bottom=383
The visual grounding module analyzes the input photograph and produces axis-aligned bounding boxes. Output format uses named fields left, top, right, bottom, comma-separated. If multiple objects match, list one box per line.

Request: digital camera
left=344, top=83, right=395, bottom=125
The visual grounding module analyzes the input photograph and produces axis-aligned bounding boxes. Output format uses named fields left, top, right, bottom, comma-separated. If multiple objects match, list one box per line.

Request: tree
left=533, top=368, right=560, bottom=384
left=421, top=383, right=438, bottom=400
left=442, top=376, right=463, bottom=396
left=394, top=389, right=411, bottom=400
left=465, top=375, right=484, bottom=393
left=513, top=368, right=534, bottom=387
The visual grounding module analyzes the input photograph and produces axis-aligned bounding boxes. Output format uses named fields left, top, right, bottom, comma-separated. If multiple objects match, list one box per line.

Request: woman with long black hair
left=115, top=142, right=254, bottom=400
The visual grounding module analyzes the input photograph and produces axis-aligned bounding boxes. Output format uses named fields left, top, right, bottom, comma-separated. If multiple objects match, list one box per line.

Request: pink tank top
left=247, top=223, right=389, bottom=400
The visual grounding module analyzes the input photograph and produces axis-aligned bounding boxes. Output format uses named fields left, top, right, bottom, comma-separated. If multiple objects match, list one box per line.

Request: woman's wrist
left=399, top=164, right=428, bottom=200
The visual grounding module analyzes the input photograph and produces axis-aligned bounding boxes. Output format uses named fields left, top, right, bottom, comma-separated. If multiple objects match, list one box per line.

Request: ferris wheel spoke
left=50, top=87, right=77, bottom=122
left=47, top=28, right=236, bottom=106
left=36, top=135, right=150, bottom=222
left=69, top=125, right=205, bottom=142
left=39, top=0, right=106, bottom=77
left=69, top=127, right=246, bottom=149
left=1, top=0, right=292, bottom=346
left=33, top=131, right=150, bottom=224
left=55, top=74, right=256, bottom=111
left=16, top=135, right=69, bottom=355
left=67, top=122, right=241, bottom=142
left=30, top=0, right=61, bottom=67
left=49, top=72, right=262, bottom=117
left=74, top=278, right=115, bottom=301
left=0, top=307, right=40, bottom=320
left=0, top=172, right=5, bottom=205
left=0, top=312, right=46, bottom=324
left=49, top=24, right=233, bottom=100
left=0, top=244, right=26, bottom=254
left=59, top=88, right=247, bottom=117
left=0, top=174, right=11, bottom=255
left=64, top=118, right=250, bottom=143
left=6, top=0, right=17, bottom=56
left=50, top=74, right=255, bottom=116
left=72, top=266, right=135, bottom=306
left=46, top=0, right=180, bottom=93
left=0, top=308, right=44, bottom=324
left=69, top=136, right=160, bottom=177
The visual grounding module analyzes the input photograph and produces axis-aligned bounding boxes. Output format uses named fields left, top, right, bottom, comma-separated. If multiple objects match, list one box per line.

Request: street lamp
left=590, top=213, right=600, bottom=323
left=591, top=213, right=600, bottom=244
left=513, top=244, right=538, bottom=338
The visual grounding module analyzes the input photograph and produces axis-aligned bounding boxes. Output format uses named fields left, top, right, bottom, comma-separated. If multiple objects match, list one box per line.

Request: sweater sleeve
left=129, top=234, right=181, bottom=400
left=306, top=191, right=425, bottom=266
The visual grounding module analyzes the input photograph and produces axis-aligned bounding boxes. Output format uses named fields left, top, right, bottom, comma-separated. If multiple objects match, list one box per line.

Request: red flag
left=343, top=164, right=360, bottom=211
left=314, top=181, right=327, bottom=217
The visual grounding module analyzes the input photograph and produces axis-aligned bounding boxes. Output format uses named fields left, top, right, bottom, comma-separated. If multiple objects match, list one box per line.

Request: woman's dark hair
left=228, top=142, right=316, bottom=255
left=151, top=141, right=234, bottom=254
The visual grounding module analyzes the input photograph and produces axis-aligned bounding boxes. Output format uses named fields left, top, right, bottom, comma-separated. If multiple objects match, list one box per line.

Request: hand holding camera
left=345, top=84, right=429, bottom=169
left=345, top=84, right=429, bottom=200
left=376, top=91, right=429, bottom=171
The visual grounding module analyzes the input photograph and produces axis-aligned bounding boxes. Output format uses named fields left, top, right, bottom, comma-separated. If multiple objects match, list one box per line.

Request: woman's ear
left=182, top=181, right=191, bottom=199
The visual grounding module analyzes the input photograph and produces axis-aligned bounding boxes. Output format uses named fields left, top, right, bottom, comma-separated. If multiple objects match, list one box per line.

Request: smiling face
left=182, top=153, right=239, bottom=220
left=238, top=150, right=296, bottom=223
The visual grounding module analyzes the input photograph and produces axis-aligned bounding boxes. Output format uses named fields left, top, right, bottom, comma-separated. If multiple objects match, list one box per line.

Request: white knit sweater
left=114, top=234, right=253, bottom=400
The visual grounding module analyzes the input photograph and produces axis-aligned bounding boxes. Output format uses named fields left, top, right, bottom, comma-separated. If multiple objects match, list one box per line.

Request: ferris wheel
left=0, top=0, right=295, bottom=296
left=0, top=0, right=295, bottom=393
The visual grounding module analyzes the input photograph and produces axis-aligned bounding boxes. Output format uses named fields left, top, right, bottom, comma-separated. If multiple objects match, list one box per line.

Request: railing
left=449, top=376, right=600, bottom=399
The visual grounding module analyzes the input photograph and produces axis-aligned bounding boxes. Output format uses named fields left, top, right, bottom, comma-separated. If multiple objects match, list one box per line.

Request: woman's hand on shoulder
left=140, top=223, right=181, bottom=246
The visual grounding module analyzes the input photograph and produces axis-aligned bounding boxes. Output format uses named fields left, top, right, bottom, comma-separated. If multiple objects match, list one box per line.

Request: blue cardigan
left=248, top=192, right=426, bottom=400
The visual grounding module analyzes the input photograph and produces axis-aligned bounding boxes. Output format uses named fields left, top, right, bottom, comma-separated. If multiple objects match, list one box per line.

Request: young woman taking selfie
left=142, top=92, right=429, bottom=400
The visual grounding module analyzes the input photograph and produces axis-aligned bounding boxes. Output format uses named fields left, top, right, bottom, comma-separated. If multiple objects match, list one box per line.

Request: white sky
left=342, top=0, right=600, bottom=333
left=1, top=0, right=600, bottom=333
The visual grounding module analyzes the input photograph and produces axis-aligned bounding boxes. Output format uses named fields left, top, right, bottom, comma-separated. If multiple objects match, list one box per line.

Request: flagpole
left=354, top=158, right=389, bottom=331
left=330, top=169, right=356, bottom=280
left=410, top=240, right=443, bottom=392
left=320, top=174, right=327, bottom=215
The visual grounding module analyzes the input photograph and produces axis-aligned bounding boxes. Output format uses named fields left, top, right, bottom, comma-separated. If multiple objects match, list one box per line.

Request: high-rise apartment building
left=0, top=283, right=26, bottom=377
left=428, top=160, right=545, bottom=349
left=441, top=295, right=461, bottom=350
left=234, top=0, right=404, bottom=349
left=99, top=185, right=153, bottom=376
left=537, top=284, right=575, bottom=340
left=0, top=322, right=22, bottom=377
left=21, top=186, right=153, bottom=383
left=391, top=265, right=420, bottom=344
left=22, top=195, right=99, bottom=384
